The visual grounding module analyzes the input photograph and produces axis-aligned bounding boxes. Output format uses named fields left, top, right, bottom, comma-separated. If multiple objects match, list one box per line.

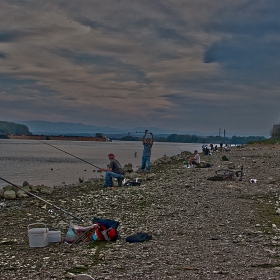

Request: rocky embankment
left=1, top=144, right=280, bottom=280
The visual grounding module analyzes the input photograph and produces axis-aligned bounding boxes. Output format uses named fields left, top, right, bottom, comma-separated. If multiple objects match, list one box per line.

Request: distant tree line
left=0, top=121, right=32, bottom=135
left=154, top=134, right=266, bottom=144
left=0, top=120, right=269, bottom=144
left=120, top=133, right=266, bottom=144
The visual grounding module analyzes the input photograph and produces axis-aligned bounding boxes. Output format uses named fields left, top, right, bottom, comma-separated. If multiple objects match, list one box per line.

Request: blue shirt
left=142, top=143, right=153, bottom=157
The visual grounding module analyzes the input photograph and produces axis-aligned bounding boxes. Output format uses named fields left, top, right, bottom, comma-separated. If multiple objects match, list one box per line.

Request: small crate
left=48, top=231, right=61, bottom=243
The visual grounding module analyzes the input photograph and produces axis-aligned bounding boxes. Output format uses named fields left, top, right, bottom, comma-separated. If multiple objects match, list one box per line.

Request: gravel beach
left=1, top=143, right=280, bottom=280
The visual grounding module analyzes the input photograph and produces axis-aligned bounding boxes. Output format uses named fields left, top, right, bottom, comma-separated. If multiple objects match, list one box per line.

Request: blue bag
left=126, top=232, right=152, bottom=243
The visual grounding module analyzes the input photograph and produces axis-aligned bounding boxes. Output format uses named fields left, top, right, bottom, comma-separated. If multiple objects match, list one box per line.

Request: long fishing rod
left=39, top=140, right=101, bottom=170
left=134, top=130, right=149, bottom=134
left=0, top=177, right=84, bottom=223
left=173, top=144, right=184, bottom=152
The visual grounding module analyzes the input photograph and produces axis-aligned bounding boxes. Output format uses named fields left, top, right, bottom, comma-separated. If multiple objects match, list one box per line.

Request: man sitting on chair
left=99, top=153, right=124, bottom=188
left=188, top=150, right=200, bottom=168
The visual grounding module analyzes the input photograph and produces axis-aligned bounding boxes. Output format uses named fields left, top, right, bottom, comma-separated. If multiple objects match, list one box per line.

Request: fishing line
left=173, top=144, right=184, bottom=152
left=0, top=177, right=84, bottom=222
left=39, top=140, right=101, bottom=170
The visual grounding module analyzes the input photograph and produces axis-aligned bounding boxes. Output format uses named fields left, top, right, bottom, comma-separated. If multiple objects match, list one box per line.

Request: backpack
left=92, top=217, right=119, bottom=241
left=94, top=223, right=118, bottom=241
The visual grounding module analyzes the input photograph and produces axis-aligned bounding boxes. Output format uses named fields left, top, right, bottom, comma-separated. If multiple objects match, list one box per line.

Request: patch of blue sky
left=0, top=76, right=57, bottom=96
left=203, top=38, right=280, bottom=83
left=0, top=30, right=25, bottom=42
left=55, top=49, right=118, bottom=66
left=78, top=18, right=99, bottom=28
left=0, top=31, right=16, bottom=42
left=0, top=76, right=36, bottom=86
left=204, top=1, right=280, bottom=35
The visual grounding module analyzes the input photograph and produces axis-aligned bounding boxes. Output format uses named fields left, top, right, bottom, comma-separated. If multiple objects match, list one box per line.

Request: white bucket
left=48, top=230, right=61, bottom=243
left=28, top=223, right=49, bottom=247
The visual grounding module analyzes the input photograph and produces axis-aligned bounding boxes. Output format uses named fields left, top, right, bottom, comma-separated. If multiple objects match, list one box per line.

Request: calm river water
left=0, top=139, right=203, bottom=189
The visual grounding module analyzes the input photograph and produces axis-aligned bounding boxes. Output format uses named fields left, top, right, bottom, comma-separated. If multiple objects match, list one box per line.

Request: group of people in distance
left=203, top=142, right=230, bottom=154
left=99, top=130, right=154, bottom=188
left=187, top=142, right=231, bottom=169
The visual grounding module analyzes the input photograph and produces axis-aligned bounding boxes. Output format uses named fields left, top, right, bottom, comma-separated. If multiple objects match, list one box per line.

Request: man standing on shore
left=141, top=130, right=154, bottom=174
left=99, top=153, right=124, bottom=187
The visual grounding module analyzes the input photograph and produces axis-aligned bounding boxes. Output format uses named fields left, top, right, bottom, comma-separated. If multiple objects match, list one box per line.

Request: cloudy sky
left=0, top=0, right=279, bottom=136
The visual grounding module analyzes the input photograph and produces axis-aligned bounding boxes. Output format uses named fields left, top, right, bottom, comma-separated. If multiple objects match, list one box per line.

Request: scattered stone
left=65, top=272, right=76, bottom=278
left=0, top=239, right=17, bottom=245
left=30, top=185, right=39, bottom=193
left=222, top=155, right=229, bottom=161
left=145, top=173, right=155, bottom=180
left=74, top=275, right=95, bottom=280
left=3, top=190, right=16, bottom=200
left=98, top=253, right=105, bottom=260
left=225, top=184, right=241, bottom=190
left=1, top=144, right=280, bottom=280
left=39, top=186, right=54, bottom=195
left=22, top=181, right=30, bottom=187
left=123, top=163, right=133, bottom=173
left=0, top=189, right=4, bottom=198
left=184, top=266, right=197, bottom=270
left=16, top=190, right=29, bottom=198
left=0, top=202, right=6, bottom=211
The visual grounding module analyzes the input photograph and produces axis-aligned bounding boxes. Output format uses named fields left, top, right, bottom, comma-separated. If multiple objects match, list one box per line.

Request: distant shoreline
left=0, top=134, right=112, bottom=142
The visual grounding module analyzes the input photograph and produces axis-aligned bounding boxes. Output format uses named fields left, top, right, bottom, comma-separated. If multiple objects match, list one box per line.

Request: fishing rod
left=173, top=144, right=184, bottom=152
left=134, top=130, right=149, bottom=134
left=39, top=140, right=101, bottom=170
left=0, top=177, right=84, bottom=223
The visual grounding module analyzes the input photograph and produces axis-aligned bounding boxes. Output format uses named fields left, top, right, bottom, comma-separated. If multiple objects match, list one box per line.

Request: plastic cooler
left=28, top=223, right=49, bottom=247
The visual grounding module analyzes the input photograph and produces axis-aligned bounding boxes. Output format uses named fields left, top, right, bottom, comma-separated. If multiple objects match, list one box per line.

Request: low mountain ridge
left=12, top=120, right=269, bottom=138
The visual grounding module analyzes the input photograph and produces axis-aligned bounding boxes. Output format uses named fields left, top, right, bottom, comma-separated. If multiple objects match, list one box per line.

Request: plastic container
left=28, top=223, right=49, bottom=247
left=250, top=179, right=258, bottom=183
left=48, top=231, right=61, bottom=243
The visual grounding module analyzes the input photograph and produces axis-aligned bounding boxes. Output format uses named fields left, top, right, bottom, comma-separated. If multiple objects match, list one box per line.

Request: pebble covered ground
left=1, top=143, right=280, bottom=279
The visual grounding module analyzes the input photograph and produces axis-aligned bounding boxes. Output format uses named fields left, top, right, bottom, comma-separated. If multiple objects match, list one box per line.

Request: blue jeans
left=141, top=156, right=151, bottom=172
left=104, top=172, right=124, bottom=187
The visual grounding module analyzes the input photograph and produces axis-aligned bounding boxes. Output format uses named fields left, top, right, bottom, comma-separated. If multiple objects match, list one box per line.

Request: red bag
left=94, top=222, right=118, bottom=241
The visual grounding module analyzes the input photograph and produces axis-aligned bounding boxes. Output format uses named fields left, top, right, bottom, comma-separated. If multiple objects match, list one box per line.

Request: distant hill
left=17, top=121, right=121, bottom=136
left=0, top=121, right=32, bottom=135
left=16, top=120, right=193, bottom=137
left=15, top=120, right=269, bottom=138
